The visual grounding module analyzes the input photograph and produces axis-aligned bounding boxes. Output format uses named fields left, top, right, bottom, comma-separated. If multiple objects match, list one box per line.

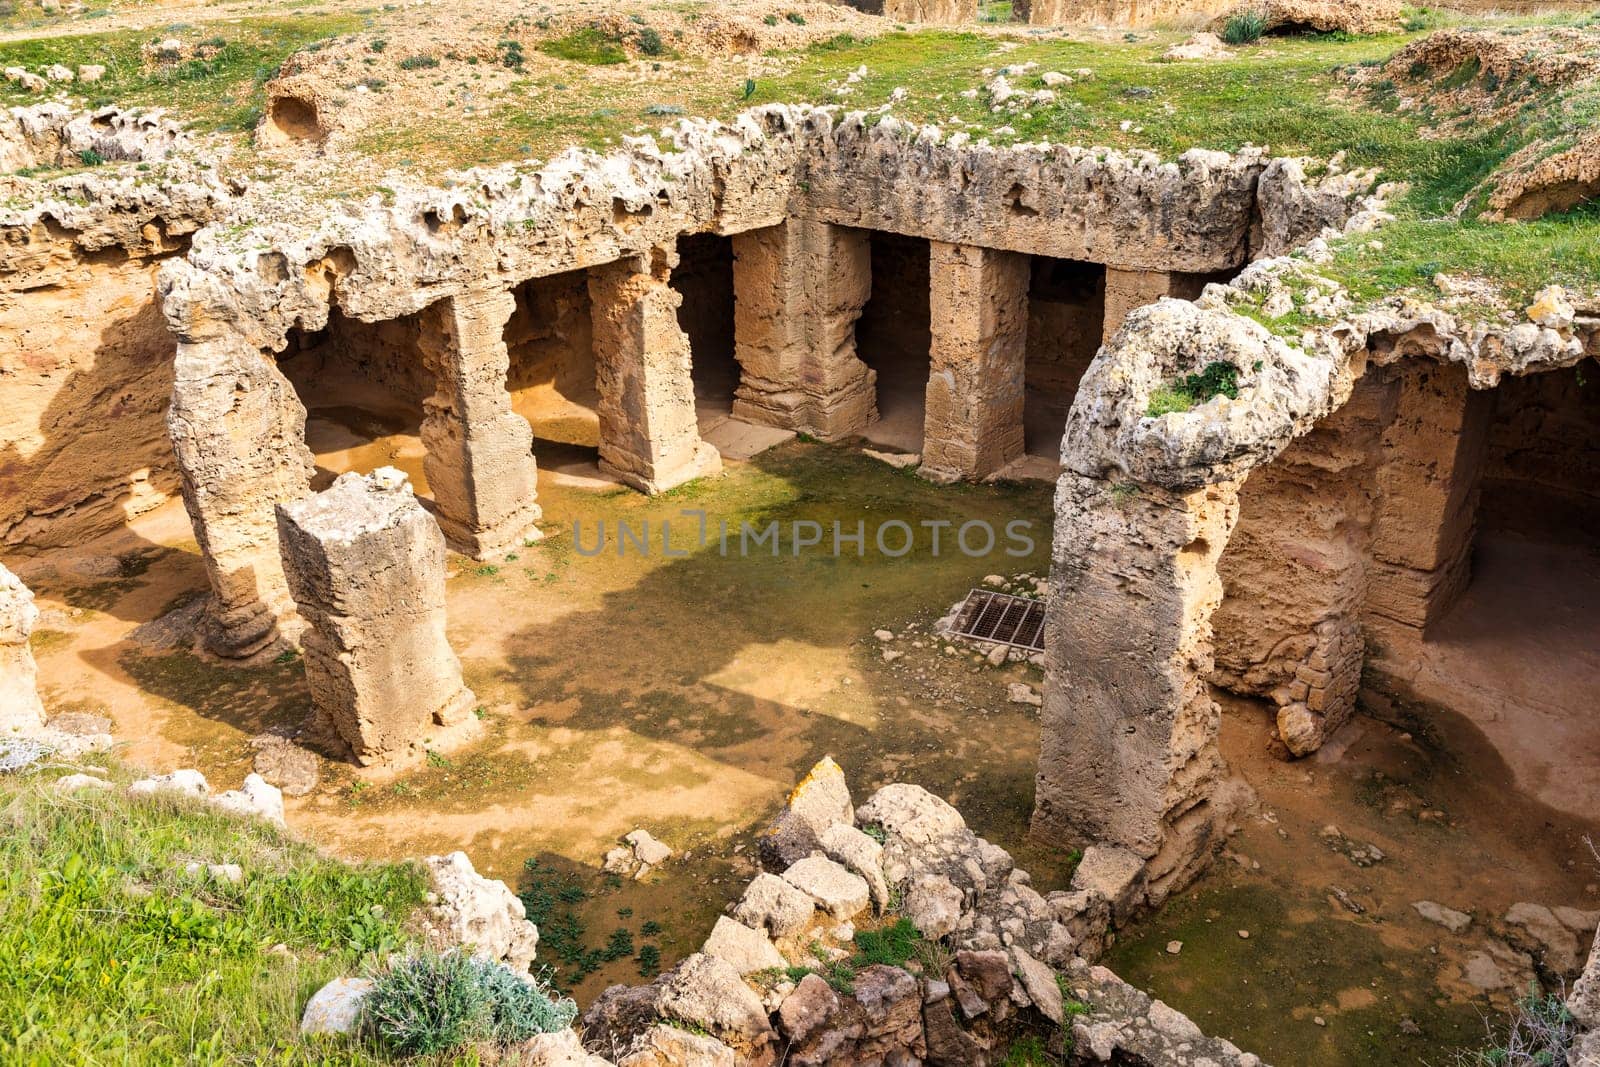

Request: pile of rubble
left=579, top=757, right=1266, bottom=1065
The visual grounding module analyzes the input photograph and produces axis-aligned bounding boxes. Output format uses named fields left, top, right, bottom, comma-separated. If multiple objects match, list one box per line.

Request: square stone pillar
left=276, top=468, right=476, bottom=766
left=1366, top=362, right=1493, bottom=643
left=919, top=242, right=1030, bottom=483
left=168, top=333, right=315, bottom=658
left=1, top=563, right=46, bottom=735
left=1033, top=473, right=1241, bottom=901
left=588, top=249, right=723, bottom=494
left=730, top=218, right=875, bottom=440
left=417, top=288, right=542, bottom=558
left=1102, top=268, right=1180, bottom=346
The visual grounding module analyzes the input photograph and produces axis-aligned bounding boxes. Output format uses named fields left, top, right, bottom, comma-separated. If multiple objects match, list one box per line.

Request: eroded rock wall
left=0, top=107, right=230, bottom=550
left=0, top=562, right=46, bottom=734
left=1015, top=0, right=1234, bottom=30
left=834, top=0, right=977, bottom=25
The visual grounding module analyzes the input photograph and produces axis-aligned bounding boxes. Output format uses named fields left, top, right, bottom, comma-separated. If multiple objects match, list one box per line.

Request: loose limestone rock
left=1412, top=900, right=1472, bottom=933
left=127, top=769, right=210, bottom=799
left=732, top=871, right=819, bottom=939
left=0, top=564, right=46, bottom=735
left=211, top=773, right=286, bottom=826
left=781, top=856, right=871, bottom=921
left=819, top=822, right=890, bottom=910
left=423, top=851, right=539, bottom=973
left=300, top=977, right=373, bottom=1036
left=656, top=953, right=775, bottom=1053
left=702, top=915, right=787, bottom=976
left=276, top=469, right=476, bottom=765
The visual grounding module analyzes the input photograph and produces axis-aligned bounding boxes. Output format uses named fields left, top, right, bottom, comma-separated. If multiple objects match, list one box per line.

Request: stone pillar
left=1101, top=268, right=1216, bottom=346
left=588, top=248, right=723, bottom=494
left=1033, top=472, right=1240, bottom=901
left=919, top=242, right=1030, bottom=483
left=416, top=288, right=542, bottom=558
left=730, top=218, right=875, bottom=440
left=0, top=563, right=46, bottom=734
left=1366, top=362, right=1493, bottom=646
left=276, top=468, right=476, bottom=766
left=168, top=332, right=315, bottom=658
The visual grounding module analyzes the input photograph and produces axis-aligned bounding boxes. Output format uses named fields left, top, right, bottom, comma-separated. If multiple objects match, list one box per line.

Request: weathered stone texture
left=920, top=242, right=1030, bottom=483
left=0, top=563, right=46, bottom=734
left=1, top=107, right=227, bottom=551
left=588, top=251, right=722, bottom=494
left=275, top=468, right=474, bottom=764
left=834, top=0, right=976, bottom=25
left=167, top=328, right=315, bottom=658
left=1033, top=473, right=1239, bottom=898
left=415, top=288, right=542, bottom=556
left=730, top=218, right=875, bottom=438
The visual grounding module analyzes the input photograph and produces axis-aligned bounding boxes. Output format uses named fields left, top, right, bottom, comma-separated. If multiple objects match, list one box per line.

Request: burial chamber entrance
left=1207, top=358, right=1600, bottom=818
left=856, top=230, right=933, bottom=454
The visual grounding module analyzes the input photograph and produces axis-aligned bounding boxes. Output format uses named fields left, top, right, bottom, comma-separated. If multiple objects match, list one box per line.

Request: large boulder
left=781, top=856, right=870, bottom=921
left=732, top=872, right=818, bottom=940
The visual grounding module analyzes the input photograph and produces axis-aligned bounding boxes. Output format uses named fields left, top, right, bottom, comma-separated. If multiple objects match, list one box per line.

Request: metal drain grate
left=950, top=589, right=1047, bottom=652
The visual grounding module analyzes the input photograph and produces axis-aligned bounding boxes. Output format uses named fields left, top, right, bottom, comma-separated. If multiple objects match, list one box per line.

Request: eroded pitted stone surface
left=422, top=850, right=540, bottom=973
left=276, top=469, right=476, bottom=763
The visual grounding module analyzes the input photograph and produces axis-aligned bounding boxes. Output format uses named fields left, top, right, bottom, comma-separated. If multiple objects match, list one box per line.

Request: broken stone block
left=781, top=856, right=871, bottom=921
left=819, top=822, right=890, bottom=910
left=127, top=769, right=210, bottom=799
left=656, top=953, right=774, bottom=1051
left=0, top=563, right=46, bottom=736
left=905, top=872, right=965, bottom=940
left=276, top=468, right=476, bottom=765
left=732, top=872, right=818, bottom=939
left=1010, top=945, right=1063, bottom=1023
left=616, top=1023, right=736, bottom=1067
left=1506, top=901, right=1583, bottom=974
left=757, top=807, right=823, bottom=873
left=777, top=973, right=839, bottom=1044
left=702, top=915, right=787, bottom=975
left=625, top=828, right=673, bottom=867
left=856, top=783, right=967, bottom=846
left=785, top=755, right=855, bottom=835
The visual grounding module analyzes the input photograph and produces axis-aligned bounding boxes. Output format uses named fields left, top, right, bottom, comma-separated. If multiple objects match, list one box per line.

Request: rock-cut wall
left=0, top=106, right=231, bottom=550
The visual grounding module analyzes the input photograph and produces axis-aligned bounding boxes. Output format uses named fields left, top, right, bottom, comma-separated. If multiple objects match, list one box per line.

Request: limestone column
left=1101, top=268, right=1218, bottom=346
left=416, top=288, right=542, bottom=558
left=588, top=248, right=723, bottom=494
left=730, top=218, right=875, bottom=440
left=919, top=242, right=1030, bottom=483
left=1032, top=472, right=1240, bottom=899
left=1, top=563, right=46, bottom=734
left=168, top=332, right=315, bottom=658
left=276, top=468, right=475, bottom=766
left=1366, top=362, right=1493, bottom=646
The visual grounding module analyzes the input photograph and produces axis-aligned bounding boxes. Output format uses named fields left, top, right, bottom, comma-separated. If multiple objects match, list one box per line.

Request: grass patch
left=539, top=27, right=629, bottom=66
left=0, top=764, right=426, bottom=1063
left=0, top=15, right=363, bottom=132
left=1146, top=361, right=1241, bottom=416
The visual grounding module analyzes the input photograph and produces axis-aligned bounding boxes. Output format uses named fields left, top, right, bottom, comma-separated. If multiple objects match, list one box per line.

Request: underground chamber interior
left=856, top=230, right=932, bottom=453
left=277, top=308, right=435, bottom=498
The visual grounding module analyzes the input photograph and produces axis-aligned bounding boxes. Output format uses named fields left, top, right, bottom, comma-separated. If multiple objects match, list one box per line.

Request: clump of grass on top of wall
left=0, top=759, right=425, bottom=1064
left=1220, top=9, right=1268, bottom=45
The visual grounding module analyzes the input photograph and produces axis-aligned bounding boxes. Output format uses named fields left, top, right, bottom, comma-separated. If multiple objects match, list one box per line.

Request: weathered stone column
left=1102, top=268, right=1181, bottom=346
left=0, top=563, right=46, bottom=734
left=1366, top=362, right=1492, bottom=645
left=416, top=288, right=542, bottom=558
left=1033, top=472, right=1240, bottom=900
left=920, top=242, right=1030, bottom=483
left=588, top=248, right=723, bottom=493
left=276, top=468, right=476, bottom=766
left=168, top=331, right=315, bottom=658
left=730, top=218, right=875, bottom=440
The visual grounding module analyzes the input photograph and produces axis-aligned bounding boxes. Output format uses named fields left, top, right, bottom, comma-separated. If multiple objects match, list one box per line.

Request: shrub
left=1453, top=986, right=1576, bottom=1066
left=636, top=27, right=665, bottom=56
left=1146, top=363, right=1240, bottom=417
left=76, top=149, right=104, bottom=167
left=398, top=53, right=439, bottom=70
left=1220, top=9, right=1267, bottom=45
left=786, top=12, right=807, bottom=24
left=540, top=28, right=628, bottom=65
left=364, top=951, right=577, bottom=1056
